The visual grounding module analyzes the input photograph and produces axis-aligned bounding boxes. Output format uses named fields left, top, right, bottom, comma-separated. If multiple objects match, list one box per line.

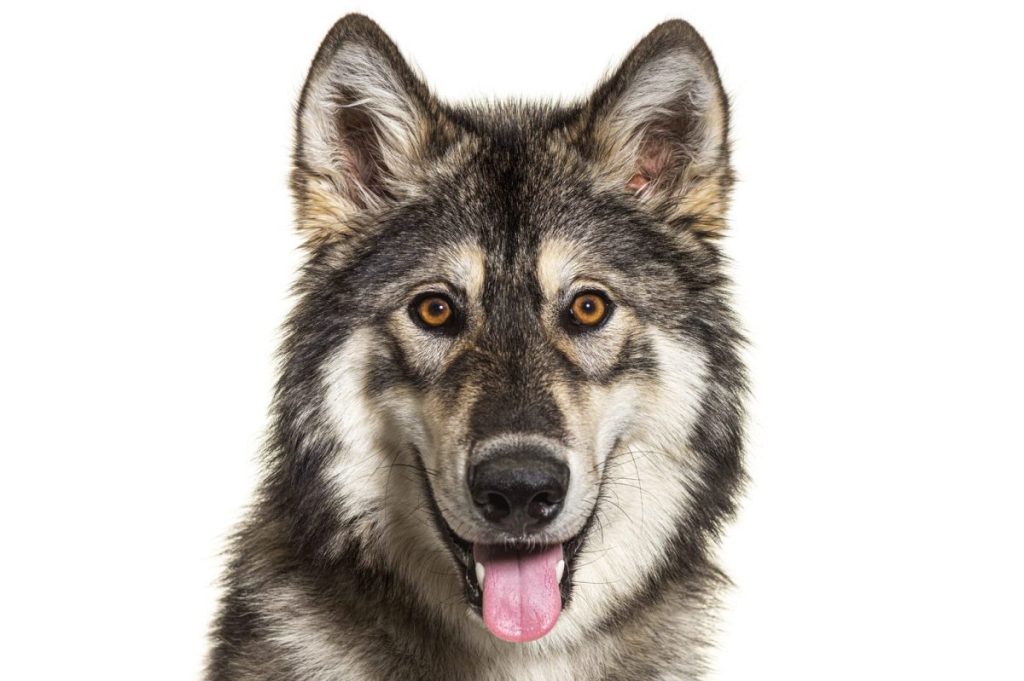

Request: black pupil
left=428, top=300, right=446, bottom=318
left=580, top=298, right=596, bottom=314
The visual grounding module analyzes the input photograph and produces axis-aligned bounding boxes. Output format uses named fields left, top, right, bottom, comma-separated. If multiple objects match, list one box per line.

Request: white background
left=1, top=2, right=1022, bottom=679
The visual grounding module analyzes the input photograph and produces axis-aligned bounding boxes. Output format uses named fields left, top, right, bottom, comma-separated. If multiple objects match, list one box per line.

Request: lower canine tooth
left=556, top=559, right=565, bottom=584
left=475, top=563, right=485, bottom=585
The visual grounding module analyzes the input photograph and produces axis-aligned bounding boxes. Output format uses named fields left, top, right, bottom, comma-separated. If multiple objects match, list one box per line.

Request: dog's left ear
left=292, top=14, right=446, bottom=244
left=580, top=20, right=732, bottom=234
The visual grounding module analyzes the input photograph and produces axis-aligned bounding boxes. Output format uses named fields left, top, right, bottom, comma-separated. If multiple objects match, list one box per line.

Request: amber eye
left=568, top=291, right=611, bottom=328
left=412, top=294, right=455, bottom=330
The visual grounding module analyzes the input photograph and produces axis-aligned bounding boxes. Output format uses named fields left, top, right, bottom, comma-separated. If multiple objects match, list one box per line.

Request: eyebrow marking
left=447, top=242, right=486, bottom=301
left=536, top=237, right=581, bottom=300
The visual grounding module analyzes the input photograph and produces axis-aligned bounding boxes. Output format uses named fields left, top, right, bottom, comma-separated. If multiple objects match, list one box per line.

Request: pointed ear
left=292, top=15, right=442, bottom=243
left=581, top=20, right=732, bottom=233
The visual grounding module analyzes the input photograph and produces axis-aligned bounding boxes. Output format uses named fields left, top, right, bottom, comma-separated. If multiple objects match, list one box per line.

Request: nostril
left=526, top=491, right=563, bottom=521
left=479, top=492, right=511, bottom=523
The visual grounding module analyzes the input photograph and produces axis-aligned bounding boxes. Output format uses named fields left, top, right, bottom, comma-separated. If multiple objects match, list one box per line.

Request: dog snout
left=468, top=445, right=569, bottom=534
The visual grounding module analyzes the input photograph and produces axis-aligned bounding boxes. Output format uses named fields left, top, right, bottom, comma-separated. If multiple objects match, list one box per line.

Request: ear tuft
left=292, top=15, right=440, bottom=243
left=583, top=20, right=732, bottom=232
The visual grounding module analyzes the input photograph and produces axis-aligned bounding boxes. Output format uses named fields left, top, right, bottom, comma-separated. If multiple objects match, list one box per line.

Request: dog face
left=271, top=15, right=744, bottom=645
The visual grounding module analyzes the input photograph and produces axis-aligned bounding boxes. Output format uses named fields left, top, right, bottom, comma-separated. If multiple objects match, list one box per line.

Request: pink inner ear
left=627, top=136, right=674, bottom=194
left=626, top=172, right=650, bottom=193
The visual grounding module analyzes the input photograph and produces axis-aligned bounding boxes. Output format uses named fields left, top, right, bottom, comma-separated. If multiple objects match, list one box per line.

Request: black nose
left=468, top=448, right=569, bottom=533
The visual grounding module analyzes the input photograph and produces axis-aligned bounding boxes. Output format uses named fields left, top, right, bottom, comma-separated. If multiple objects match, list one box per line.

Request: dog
left=207, top=14, right=746, bottom=680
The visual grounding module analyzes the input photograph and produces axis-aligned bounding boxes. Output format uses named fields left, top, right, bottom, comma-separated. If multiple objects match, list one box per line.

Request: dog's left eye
left=410, top=293, right=458, bottom=331
left=567, top=291, right=612, bottom=330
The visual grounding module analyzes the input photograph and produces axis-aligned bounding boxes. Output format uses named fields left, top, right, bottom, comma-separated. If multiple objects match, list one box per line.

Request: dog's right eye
left=410, top=293, right=458, bottom=332
left=566, top=290, right=613, bottom=331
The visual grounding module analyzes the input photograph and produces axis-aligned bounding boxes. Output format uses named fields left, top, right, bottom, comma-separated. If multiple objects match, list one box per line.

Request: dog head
left=271, top=14, right=745, bottom=645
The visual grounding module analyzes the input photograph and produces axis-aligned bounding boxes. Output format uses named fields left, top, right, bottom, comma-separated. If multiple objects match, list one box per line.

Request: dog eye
left=411, top=293, right=457, bottom=330
left=567, top=291, right=612, bottom=329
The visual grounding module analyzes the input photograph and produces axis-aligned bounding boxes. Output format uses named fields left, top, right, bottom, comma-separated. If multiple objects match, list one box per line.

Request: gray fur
left=208, top=14, right=745, bottom=681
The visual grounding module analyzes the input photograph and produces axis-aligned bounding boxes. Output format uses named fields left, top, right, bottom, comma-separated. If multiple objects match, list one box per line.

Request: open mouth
left=441, top=514, right=592, bottom=643
left=412, top=449, right=594, bottom=643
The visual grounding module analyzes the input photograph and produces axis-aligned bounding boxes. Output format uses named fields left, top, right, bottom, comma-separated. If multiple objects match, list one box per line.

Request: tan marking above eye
left=570, top=292, right=608, bottom=327
left=416, top=296, right=453, bottom=327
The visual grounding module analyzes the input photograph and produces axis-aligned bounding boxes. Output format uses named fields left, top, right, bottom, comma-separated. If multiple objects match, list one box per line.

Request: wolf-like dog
left=208, top=14, right=746, bottom=680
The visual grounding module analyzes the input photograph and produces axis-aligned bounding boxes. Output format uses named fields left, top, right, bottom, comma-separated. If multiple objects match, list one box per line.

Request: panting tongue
left=473, top=543, right=563, bottom=642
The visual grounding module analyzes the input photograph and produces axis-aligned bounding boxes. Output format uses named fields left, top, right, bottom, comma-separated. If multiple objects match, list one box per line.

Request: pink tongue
left=473, top=543, right=563, bottom=642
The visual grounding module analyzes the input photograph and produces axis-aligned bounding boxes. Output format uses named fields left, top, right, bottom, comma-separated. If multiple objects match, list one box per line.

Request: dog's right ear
left=292, top=14, right=442, bottom=244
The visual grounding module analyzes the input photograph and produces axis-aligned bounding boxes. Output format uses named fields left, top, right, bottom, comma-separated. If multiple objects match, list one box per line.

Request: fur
left=208, top=14, right=746, bottom=680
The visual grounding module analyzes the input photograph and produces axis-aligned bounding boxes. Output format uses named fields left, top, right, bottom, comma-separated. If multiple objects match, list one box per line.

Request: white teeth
left=556, top=559, right=565, bottom=584
left=475, top=563, right=486, bottom=586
